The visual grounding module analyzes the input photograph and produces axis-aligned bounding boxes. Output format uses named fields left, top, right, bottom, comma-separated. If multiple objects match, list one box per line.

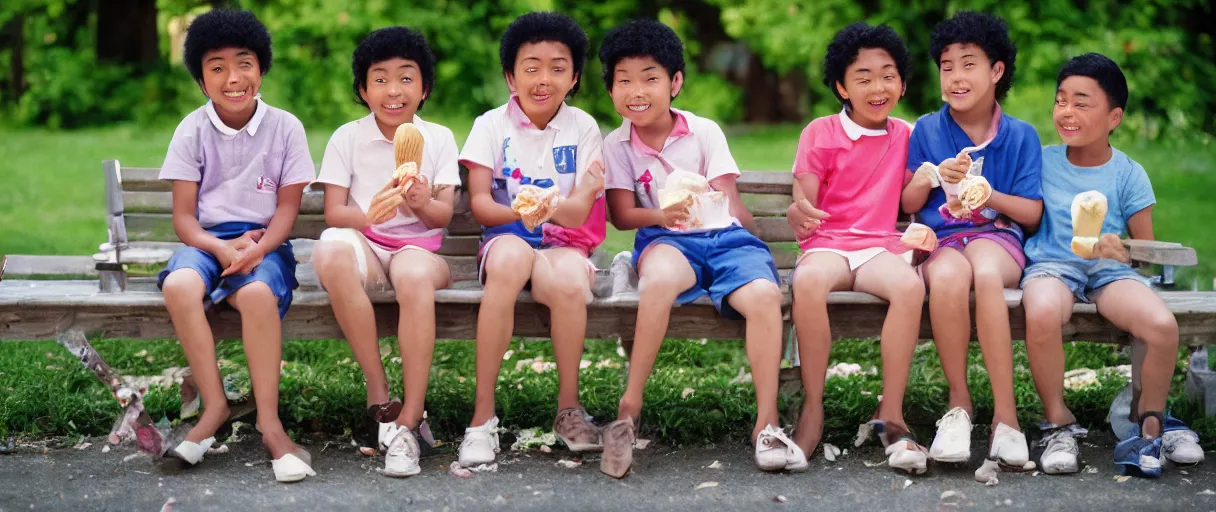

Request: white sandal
left=272, top=450, right=316, bottom=483
left=168, top=437, right=215, bottom=465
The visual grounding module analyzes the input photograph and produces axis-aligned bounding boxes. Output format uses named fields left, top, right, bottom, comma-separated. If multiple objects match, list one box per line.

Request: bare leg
left=790, top=252, right=852, bottom=455
left=962, top=239, right=1024, bottom=430
left=530, top=247, right=594, bottom=411
left=387, top=250, right=450, bottom=429
left=163, top=269, right=228, bottom=444
left=922, top=248, right=975, bottom=415
left=470, top=236, right=535, bottom=427
left=727, top=279, right=787, bottom=443
left=312, top=238, right=390, bottom=406
left=226, top=282, right=296, bottom=459
left=1093, top=280, right=1179, bottom=438
left=853, top=252, right=926, bottom=431
left=1022, top=276, right=1078, bottom=426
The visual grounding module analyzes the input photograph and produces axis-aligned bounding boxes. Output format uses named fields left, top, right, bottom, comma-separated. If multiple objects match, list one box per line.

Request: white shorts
left=796, top=247, right=912, bottom=272
left=318, top=227, right=446, bottom=292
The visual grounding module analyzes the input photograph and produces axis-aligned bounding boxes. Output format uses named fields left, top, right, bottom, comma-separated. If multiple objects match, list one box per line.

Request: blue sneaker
left=1113, top=411, right=1165, bottom=478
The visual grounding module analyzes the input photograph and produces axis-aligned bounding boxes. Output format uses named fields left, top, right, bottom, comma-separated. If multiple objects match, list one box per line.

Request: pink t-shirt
left=792, top=111, right=912, bottom=253
left=603, top=108, right=740, bottom=231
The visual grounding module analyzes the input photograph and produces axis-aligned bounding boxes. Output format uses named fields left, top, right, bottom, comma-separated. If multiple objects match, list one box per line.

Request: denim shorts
left=157, top=222, right=298, bottom=318
left=1021, top=259, right=1150, bottom=303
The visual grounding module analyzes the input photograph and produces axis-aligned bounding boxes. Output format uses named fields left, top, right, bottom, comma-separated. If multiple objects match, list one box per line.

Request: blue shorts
left=634, top=225, right=779, bottom=320
left=1021, top=259, right=1150, bottom=304
left=157, top=222, right=298, bottom=318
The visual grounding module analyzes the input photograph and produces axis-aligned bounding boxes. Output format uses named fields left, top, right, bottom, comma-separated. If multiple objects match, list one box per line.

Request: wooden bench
left=1, top=160, right=1213, bottom=371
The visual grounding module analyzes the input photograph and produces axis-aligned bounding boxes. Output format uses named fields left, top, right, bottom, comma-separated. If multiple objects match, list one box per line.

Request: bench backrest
left=103, top=160, right=911, bottom=277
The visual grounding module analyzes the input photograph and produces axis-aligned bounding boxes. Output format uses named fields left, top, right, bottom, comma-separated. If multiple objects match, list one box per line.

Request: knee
left=484, top=242, right=534, bottom=285
left=162, top=269, right=205, bottom=307
left=1139, top=310, right=1179, bottom=348
left=311, top=240, right=356, bottom=281
left=927, top=260, right=972, bottom=297
left=232, top=281, right=279, bottom=313
left=971, top=264, right=1005, bottom=293
left=392, top=268, right=437, bottom=305
left=889, top=272, right=926, bottom=304
left=734, top=279, right=783, bottom=318
left=792, top=267, right=836, bottom=301
left=541, top=270, right=591, bottom=306
left=637, top=267, right=687, bottom=300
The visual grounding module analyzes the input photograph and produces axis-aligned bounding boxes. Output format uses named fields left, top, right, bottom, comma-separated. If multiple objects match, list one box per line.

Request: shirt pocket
left=552, top=145, right=577, bottom=174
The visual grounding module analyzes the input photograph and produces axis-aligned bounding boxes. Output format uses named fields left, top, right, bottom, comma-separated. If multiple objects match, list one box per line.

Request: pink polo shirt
left=792, top=110, right=912, bottom=253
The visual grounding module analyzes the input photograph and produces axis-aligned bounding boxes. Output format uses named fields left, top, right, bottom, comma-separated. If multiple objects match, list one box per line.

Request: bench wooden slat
left=122, top=190, right=327, bottom=215
left=4, top=280, right=1213, bottom=345
left=1124, top=239, right=1198, bottom=267
left=735, top=171, right=793, bottom=195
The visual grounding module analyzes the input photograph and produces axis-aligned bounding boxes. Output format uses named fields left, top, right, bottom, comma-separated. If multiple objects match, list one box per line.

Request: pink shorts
left=918, top=230, right=1026, bottom=270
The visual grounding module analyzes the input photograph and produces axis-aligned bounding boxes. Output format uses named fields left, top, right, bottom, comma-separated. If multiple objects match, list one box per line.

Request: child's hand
left=368, top=184, right=406, bottom=224
left=912, top=163, right=941, bottom=189
left=1091, top=233, right=1130, bottom=263
left=660, top=201, right=692, bottom=229
left=216, top=230, right=263, bottom=268
left=221, top=245, right=266, bottom=277
left=403, top=174, right=431, bottom=211
left=578, top=161, right=606, bottom=197
left=938, top=158, right=969, bottom=184
left=787, top=198, right=830, bottom=238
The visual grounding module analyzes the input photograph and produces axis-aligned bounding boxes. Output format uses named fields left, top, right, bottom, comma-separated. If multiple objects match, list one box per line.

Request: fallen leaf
left=448, top=462, right=473, bottom=478
left=1197, top=489, right=1215, bottom=496
left=695, top=481, right=719, bottom=490
left=359, top=447, right=376, bottom=456
left=975, top=459, right=1000, bottom=486
left=1114, top=475, right=1131, bottom=483
left=101, top=446, right=110, bottom=454
left=205, top=445, right=228, bottom=455
left=635, top=439, right=652, bottom=450
left=903, top=479, right=913, bottom=489
left=707, top=460, right=723, bottom=469
left=773, top=495, right=787, bottom=503
left=580, top=360, right=592, bottom=369
left=539, top=445, right=552, bottom=453
left=682, top=388, right=696, bottom=399
left=863, top=460, right=887, bottom=468
left=503, top=350, right=514, bottom=361
left=555, top=459, right=582, bottom=469
left=1083, top=466, right=1098, bottom=474
left=160, top=497, right=176, bottom=512
left=940, top=490, right=962, bottom=501
left=135, top=350, right=148, bottom=357
left=73, top=442, right=92, bottom=450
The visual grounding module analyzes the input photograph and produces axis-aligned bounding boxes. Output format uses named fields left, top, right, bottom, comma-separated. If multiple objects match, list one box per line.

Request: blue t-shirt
left=1024, top=145, right=1155, bottom=266
left=907, top=103, right=1043, bottom=242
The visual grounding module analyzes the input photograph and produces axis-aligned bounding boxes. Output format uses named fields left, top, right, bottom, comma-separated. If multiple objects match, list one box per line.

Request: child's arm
left=787, top=173, right=829, bottom=238
left=710, top=174, right=755, bottom=233
left=406, top=180, right=456, bottom=230
left=605, top=189, right=664, bottom=230
left=170, top=181, right=246, bottom=268
left=322, top=185, right=369, bottom=231
left=467, top=164, right=520, bottom=227
left=224, top=182, right=307, bottom=276
left=983, top=192, right=1043, bottom=231
left=550, top=161, right=605, bottom=228
left=901, top=167, right=935, bottom=214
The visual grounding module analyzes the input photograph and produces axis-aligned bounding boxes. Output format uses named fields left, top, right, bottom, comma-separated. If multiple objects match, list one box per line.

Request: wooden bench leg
left=618, top=334, right=634, bottom=386
left=55, top=321, right=165, bottom=454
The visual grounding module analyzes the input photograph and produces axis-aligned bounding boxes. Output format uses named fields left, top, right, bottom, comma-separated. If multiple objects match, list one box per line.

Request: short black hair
left=598, top=19, right=686, bottom=95
left=352, top=26, right=437, bottom=111
left=929, top=11, right=1017, bottom=101
left=822, top=22, right=910, bottom=106
left=1057, top=53, right=1128, bottom=110
left=499, top=12, right=589, bottom=97
left=184, top=9, right=272, bottom=83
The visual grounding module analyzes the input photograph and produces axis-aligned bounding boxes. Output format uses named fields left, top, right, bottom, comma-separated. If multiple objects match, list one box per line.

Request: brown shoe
left=600, top=418, right=637, bottom=479
left=554, top=407, right=603, bottom=452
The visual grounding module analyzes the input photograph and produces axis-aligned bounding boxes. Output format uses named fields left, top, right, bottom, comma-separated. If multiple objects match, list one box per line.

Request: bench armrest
left=1124, top=239, right=1198, bottom=267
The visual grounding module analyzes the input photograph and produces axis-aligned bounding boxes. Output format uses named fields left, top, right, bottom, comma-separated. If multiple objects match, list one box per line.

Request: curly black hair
left=351, top=26, right=437, bottom=111
left=499, top=12, right=589, bottom=98
left=184, top=9, right=272, bottom=83
left=598, top=19, right=686, bottom=96
left=929, top=11, right=1017, bottom=101
left=822, top=22, right=910, bottom=106
left=1057, top=53, right=1128, bottom=110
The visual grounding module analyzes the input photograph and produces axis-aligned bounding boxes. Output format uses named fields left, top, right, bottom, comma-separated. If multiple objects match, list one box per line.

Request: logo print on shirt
left=637, top=169, right=653, bottom=194
left=501, top=136, right=521, bottom=180
left=553, top=145, right=577, bottom=174
left=256, top=176, right=277, bottom=194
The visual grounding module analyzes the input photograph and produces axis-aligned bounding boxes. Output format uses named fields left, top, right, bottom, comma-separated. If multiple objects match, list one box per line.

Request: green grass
left=3, top=336, right=1212, bottom=450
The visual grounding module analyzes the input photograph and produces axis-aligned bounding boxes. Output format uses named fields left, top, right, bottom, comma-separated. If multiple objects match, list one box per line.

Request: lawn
left=1, top=116, right=1214, bottom=447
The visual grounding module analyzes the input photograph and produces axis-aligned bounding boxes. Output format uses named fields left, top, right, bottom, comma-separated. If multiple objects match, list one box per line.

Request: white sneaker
left=886, top=439, right=929, bottom=474
left=929, top=407, right=972, bottom=463
left=989, top=422, right=1029, bottom=467
left=1163, top=429, right=1205, bottom=465
left=383, top=426, right=421, bottom=477
left=755, top=425, right=808, bottom=472
left=1039, top=430, right=1080, bottom=474
left=458, top=417, right=500, bottom=466
left=379, top=422, right=406, bottom=452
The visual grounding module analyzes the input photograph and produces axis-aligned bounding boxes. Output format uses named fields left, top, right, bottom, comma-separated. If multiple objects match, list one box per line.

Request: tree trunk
left=3, top=14, right=24, bottom=101
left=96, top=0, right=159, bottom=66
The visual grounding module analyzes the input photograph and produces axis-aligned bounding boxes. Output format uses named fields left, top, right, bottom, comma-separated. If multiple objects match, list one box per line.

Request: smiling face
left=836, top=48, right=904, bottom=130
left=1054, top=75, right=1121, bottom=148
left=199, top=47, right=262, bottom=127
left=609, top=56, right=683, bottom=130
left=937, top=43, right=1003, bottom=114
left=361, top=57, right=428, bottom=139
left=506, top=41, right=578, bottom=127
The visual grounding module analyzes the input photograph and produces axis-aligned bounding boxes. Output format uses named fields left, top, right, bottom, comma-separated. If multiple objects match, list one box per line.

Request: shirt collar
left=506, top=94, right=569, bottom=131
left=205, top=96, right=267, bottom=137
left=838, top=108, right=888, bottom=141
left=623, top=109, right=693, bottom=157
left=358, top=112, right=427, bottom=145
